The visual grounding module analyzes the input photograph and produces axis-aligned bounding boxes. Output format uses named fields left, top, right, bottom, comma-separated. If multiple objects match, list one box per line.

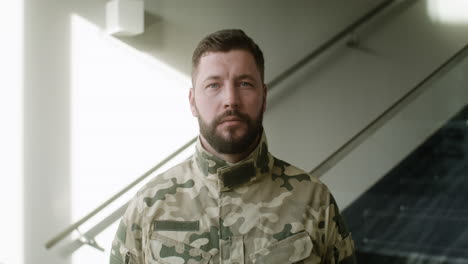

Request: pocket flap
left=148, top=233, right=212, bottom=264
left=250, top=231, right=313, bottom=264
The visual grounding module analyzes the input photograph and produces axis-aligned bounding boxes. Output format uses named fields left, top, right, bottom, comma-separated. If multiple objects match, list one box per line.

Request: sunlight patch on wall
left=0, top=1, right=24, bottom=264
left=70, top=14, right=196, bottom=263
left=427, top=0, right=468, bottom=24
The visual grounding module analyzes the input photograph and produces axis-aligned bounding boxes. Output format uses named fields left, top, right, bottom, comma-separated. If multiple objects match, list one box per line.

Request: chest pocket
left=147, top=233, right=212, bottom=264
left=249, top=231, right=313, bottom=264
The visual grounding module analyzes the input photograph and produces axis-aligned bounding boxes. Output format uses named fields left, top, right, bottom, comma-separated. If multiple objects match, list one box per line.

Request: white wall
left=0, top=1, right=24, bottom=264
left=68, top=13, right=197, bottom=264
left=22, top=0, right=197, bottom=264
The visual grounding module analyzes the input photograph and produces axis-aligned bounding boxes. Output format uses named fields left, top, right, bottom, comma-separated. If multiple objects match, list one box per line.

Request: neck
left=199, top=134, right=260, bottom=163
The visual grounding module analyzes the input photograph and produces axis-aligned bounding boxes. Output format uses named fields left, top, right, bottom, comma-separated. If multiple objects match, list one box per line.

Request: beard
left=197, top=108, right=263, bottom=155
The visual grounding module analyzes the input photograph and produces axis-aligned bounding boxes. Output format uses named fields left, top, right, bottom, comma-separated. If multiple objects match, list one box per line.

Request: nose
left=223, top=82, right=240, bottom=109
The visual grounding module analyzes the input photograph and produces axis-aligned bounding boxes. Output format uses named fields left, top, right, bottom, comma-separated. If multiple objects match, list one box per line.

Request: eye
left=206, top=83, right=220, bottom=89
left=240, top=81, right=253, bottom=87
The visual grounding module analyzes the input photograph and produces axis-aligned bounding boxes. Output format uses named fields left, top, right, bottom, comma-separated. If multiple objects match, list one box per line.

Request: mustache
left=214, top=110, right=250, bottom=124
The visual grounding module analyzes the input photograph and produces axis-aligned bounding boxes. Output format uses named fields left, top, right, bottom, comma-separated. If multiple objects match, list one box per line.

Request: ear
left=189, top=87, right=198, bottom=117
left=262, top=84, right=267, bottom=113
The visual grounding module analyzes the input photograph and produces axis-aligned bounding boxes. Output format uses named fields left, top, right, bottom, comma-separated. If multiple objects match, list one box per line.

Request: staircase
left=343, top=106, right=468, bottom=264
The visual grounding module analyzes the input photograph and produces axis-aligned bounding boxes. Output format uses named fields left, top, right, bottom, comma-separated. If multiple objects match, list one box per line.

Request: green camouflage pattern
left=110, top=132, right=356, bottom=264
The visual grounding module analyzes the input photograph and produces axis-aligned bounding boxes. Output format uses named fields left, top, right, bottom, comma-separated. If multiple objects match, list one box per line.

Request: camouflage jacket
left=110, top=132, right=356, bottom=264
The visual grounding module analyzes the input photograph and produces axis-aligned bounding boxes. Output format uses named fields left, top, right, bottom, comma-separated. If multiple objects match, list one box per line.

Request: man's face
left=189, top=49, right=267, bottom=154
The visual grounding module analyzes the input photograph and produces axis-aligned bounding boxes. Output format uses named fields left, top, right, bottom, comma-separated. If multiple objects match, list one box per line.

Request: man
left=110, top=29, right=355, bottom=264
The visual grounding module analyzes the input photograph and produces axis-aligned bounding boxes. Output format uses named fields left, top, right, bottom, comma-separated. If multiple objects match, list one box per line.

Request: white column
left=23, top=0, right=72, bottom=263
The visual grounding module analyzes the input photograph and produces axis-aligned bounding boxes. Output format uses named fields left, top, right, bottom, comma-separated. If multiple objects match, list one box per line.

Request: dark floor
left=342, top=105, right=468, bottom=264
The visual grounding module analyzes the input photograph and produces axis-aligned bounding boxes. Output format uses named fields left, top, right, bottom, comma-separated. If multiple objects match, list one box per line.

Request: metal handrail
left=45, top=137, right=196, bottom=249
left=267, top=0, right=396, bottom=89
left=309, top=43, right=468, bottom=178
left=45, top=0, right=396, bottom=250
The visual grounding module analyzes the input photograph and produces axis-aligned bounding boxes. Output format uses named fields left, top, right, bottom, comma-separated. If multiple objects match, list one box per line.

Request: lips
left=221, top=116, right=243, bottom=123
left=216, top=110, right=248, bottom=126
left=218, top=115, right=245, bottom=127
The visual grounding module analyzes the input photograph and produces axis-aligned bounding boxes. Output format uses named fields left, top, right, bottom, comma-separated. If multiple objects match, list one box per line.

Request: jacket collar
left=194, top=131, right=272, bottom=191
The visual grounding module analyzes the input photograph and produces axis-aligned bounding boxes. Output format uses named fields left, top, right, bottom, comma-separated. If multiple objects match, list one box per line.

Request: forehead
left=194, top=50, right=261, bottom=86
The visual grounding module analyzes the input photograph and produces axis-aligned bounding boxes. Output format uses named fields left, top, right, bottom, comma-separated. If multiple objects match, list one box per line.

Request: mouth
left=221, top=116, right=242, bottom=122
left=219, top=116, right=244, bottom=125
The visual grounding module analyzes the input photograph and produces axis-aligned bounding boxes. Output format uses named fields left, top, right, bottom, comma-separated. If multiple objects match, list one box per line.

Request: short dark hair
left=192, top=29, right=265, bottom=83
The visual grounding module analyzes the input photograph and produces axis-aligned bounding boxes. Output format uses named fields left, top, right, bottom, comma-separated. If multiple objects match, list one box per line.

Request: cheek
left=246, top=94, right=264, bottom=113
left=195, top=98, right=217, bottom=120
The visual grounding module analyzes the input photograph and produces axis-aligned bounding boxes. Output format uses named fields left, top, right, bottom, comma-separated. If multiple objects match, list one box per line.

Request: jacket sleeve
left=323, top=193, right=356, bottom=264
left=110, top=196, right=145, bottom=264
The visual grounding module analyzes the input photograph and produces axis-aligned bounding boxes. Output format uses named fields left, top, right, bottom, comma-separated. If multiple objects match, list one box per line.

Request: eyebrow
left=201, top=75, right=221, bottom=84
left=201, top=74, right=258, bottom=85
left=234, top=74, right=257, bottom=82
left=202, top=75, right=222, bottom=83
